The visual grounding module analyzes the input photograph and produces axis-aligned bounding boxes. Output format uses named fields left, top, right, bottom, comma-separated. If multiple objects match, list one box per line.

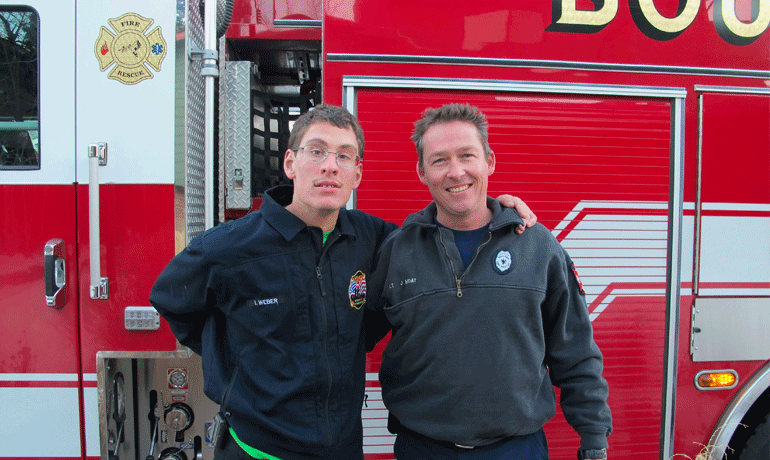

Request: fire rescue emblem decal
left=494, top=250, right=513, bottom=275
left=349, top=271, right=367, bottom=310
left=94, top=13, right=167, bottom=85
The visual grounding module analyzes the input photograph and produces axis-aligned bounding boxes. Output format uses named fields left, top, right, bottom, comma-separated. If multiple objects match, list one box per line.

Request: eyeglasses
left=294, top=146, right=361, bottom=168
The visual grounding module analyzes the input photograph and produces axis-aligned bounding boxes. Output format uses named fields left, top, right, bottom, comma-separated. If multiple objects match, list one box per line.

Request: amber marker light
left=695, top=370, right=738, bottom=390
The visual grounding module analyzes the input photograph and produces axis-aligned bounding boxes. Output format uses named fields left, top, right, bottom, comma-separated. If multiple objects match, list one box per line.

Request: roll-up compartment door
left=356, top=88, right=672, bottom=459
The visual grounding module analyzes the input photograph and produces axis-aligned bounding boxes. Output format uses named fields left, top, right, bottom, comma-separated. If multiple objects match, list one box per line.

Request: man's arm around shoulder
left=363, top=228, right=400, bottom=351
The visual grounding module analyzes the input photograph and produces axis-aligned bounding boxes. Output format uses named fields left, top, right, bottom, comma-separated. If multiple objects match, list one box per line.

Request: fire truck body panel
left=228, top=0, right=322, bottom=38
left=1, top=0, right=187, bottom=457
left=322, top=0, right=770, bottom=71
left=0, top=185, right=83, bottom=458
left=76, top=2, right=180, bottom=458
left=320, top=1, right=769, bottom=459
left=341, top=81, right=683, bottom=459
left=0, top=0, right=768, bottom=459
left=0, top=2, right=80, bottom=457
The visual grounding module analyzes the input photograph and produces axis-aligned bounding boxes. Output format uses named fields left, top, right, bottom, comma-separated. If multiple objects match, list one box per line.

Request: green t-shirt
left=229, top=427, right=282, bottom=460
left=323, top=228, right=333, bottom=245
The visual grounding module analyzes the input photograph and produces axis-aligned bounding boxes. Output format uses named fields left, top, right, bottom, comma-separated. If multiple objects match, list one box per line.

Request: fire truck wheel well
left=736, top=413, right=769, bottom=460
left=707, top=362, right=770, bottom=460
left=724, top=386, right=770, bottom=460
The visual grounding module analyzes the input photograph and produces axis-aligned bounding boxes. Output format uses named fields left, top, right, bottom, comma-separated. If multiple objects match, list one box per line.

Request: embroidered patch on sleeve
left=570, top=262, right=586, bottom=295
left=349, top=270, right=367, bottom=309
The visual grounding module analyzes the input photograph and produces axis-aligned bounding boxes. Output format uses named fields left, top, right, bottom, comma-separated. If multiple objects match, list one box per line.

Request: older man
left=369, top=103, right=612, bottom=460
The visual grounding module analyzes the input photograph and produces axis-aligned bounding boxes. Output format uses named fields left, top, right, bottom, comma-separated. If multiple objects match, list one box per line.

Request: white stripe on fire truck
left=0, top=387, right=81, bottom=456
left=0, top=373, right=97, bottom=381
left=0, top=373, right=79, bottom=381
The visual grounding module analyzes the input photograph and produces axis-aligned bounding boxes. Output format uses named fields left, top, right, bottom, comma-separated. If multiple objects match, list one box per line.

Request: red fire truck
left=0, top=0, right=768, bottom=459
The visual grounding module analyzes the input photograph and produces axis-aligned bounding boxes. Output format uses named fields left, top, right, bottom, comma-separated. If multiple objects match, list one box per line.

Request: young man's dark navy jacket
left=149, top=185, right=397, bottom=459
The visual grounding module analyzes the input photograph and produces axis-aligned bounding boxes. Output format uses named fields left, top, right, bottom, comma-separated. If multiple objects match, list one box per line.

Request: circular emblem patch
left=493, top=250, right=513, bottom=274
left=94, top=13, right=167, bottom=85
left=348, top=270, right=367, bottom=310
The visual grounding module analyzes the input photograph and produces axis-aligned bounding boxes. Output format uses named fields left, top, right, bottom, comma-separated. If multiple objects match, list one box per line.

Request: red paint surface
left=227, top=0, right=322, bottom=39
left=323, top=1, right=768, bottom=70
left=700, top=93, right=770, bottom=205
left=353, top=89, right=672, bottom=458
left=0, top=184, right=80, bottom=375
left=76, top=183, right=178, bottom=374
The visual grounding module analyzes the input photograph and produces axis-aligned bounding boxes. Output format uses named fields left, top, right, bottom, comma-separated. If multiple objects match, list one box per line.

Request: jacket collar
left=404, top=197, right=524, bottom=232
left=261, top=185, right=357, bottom=241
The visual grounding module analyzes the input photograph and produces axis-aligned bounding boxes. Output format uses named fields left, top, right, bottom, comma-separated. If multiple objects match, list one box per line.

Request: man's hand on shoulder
left=496, top=194, right=537, bottom=234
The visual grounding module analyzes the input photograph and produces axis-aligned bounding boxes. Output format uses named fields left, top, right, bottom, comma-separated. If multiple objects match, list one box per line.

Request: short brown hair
left=412, top=103, right=491, bottom=167
left=288, top=104, right=365, bottom=158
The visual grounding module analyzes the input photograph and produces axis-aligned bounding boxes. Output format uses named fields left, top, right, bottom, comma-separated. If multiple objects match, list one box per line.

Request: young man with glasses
left=150, top=104, right=536, bottom=460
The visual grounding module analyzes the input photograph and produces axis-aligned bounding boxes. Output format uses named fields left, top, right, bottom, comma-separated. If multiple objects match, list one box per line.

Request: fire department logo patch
left=94, top=13, right=167, bottom=85
left=493, top=250, right=513, bottom=274
left=348, top=270, right=367, bottom=310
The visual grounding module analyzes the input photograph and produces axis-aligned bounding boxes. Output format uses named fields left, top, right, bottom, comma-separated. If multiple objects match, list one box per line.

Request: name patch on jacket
left=349, top=270, right=367, bottom=310
left=254, top=298, right=279, bottom=306
left=493, top=249, right=513, bottom=275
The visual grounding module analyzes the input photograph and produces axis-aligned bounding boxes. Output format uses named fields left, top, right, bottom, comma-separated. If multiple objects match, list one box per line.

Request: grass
left=669, top=423, right=746, bottom=460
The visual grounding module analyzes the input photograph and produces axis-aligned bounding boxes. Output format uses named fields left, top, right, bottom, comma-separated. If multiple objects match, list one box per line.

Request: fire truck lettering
left=628, top=0, right=699, bottom=41
left=714, top=0, right=770, bottom=45
left=121, top=20, right=141, bottom=28
left=549, top=0, right=770, bottom=44
left=555, top=0, right=618, bottom=27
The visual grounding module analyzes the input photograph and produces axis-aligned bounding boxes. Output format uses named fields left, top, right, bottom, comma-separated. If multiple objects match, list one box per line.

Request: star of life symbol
left=94, top=13, right=167, bottom=85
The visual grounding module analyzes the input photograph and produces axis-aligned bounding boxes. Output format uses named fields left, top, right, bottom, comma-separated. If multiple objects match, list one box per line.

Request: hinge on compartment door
left=690, top=301, right=699, bottom=357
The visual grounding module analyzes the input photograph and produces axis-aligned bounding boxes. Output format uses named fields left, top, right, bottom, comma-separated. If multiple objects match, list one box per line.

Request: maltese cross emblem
left=94, top=13, right=167, bottom=85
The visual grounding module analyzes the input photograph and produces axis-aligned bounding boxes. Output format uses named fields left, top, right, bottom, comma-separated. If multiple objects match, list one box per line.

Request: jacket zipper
left=220, top=361, right=240, bottom=418
left=316, top=266, right=327, bottom=296
left=314, top=244, right=334, bottom=446
left=438, top=228, right=492, bottom=298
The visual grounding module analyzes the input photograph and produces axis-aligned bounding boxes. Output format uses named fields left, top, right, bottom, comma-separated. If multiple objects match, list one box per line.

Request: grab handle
left=88, top=142, right=109, bottom=299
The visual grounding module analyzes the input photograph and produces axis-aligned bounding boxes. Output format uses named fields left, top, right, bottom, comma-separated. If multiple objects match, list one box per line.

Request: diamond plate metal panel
left=185, top=0, right=206, bottom=242
left=221, top=61, right=253, bottom=211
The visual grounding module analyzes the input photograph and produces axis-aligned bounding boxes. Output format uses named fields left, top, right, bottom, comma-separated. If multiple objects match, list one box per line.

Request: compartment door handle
left=44, top=238, right=66, bottom=308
